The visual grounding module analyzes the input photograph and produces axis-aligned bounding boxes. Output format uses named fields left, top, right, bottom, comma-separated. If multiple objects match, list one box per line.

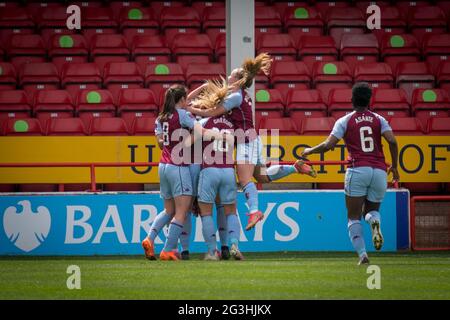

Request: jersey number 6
left=360, top=126, right=374, bottom=153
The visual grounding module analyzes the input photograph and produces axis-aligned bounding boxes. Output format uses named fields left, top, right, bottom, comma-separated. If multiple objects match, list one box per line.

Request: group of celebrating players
left=142, top=52, right=400, bottom=265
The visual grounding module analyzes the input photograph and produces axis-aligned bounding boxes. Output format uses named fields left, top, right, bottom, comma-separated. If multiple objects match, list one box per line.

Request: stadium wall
left=0, top=190, right=409, bottom=255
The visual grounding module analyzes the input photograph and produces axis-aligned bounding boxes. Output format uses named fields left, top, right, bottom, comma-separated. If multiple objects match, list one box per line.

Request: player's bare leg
left=346, top=195, right=370, bottom=265
left=364, top=200, right=384, bottom=251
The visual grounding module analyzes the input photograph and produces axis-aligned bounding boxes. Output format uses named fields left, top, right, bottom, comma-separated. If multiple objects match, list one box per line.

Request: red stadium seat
left=396, top=1, right=430, bottom=15
left=76, top=90, right=116, bottom=127
left=312, top=61, right=352, bottom=103
left=315, top=1, right=350, bottom=18
left=25, top=1, right=62, bottom=16
left=408, top=6, right=447, bottom=42
left=256, top=34, right=297, bottom=62
left=3, top=118, right=43, bottom=136
left=270, top=61, right=311, bottom=99
left=259, top=117, right=299, bottom=135
left=61, top=63, right=102, bottom=99
left=286, top=89, right=327, bottom=122
left=37, top=6, right=77, bottom=44
left=340, top=34, right=379, bottom=71
left=0, top=90, right=31, bottom=120
left=272, top=1, right=309, bottom=16
left=0, top=62, right=17, bottom=90
left=109, top=1, right=144, bottom=19
left=437, top=61, right=450, bottom=92
left=283, top=6, right=324, bottom=44
left=118, top=89, right=158, bottom=128
left=301, top=117, right=335, bottom=135
left=254, top=89, right=285, bottom=120
left=368, top=6, right=407, bottom=42
left=185, top=63, right=225, bottom=89
left=160, top=7, right=201, bottom=45
left=0, top=7, right=34, bottom=44
left=7, top=34, right=46, bottom=69
left=90, top=34, right=130, bottom=71
left=328, top=88, right=354, bottom=119
left=411, top=89, right=450, bottom=127
left=45, top=118, right=88, bottom=136
left=255, top=6, right=283, bottom=37
left=131, top=35, right=171, bottom=71
left=103, top=62, right=144, bottom=101
left=131, top=116, right=157, bottom=135
left=144, top=63, right=185, bottom=105
left=422, top=34, right=450, bottom=75
left=192, top=1, right=225, bottom=18
left=203, top=6, right=225, bottom=44
left=297, top=35, right=338, bottom=72
left=326, top=7, right=366, bottom=45
left=171, top=34, right=213, bottom=71
left=370, top=89, right=410, bottom=119
left=354, top=63, right=394, bottom=89
left=81, top=7, right=118, bottom=42
left=33, top=90, right=74, bottom=126
left=381, top=34, right=421, bottom=72
left=149, top=1, right=185, bottom=17
left=19, top=63, right=60, bottom=96
left=396, top=62, right=435, bottom=102
left=90, top=117, right=130, bottom=136
left=48, top=34, right=89, bottom=73
left=0, top=41, right=4, bottom=61
left=214, top=33, right=226, bottom=67
left=427, top=117, right=450, bottom=135
left=388, top=117, right=424, bottom=135
left=119, top=7, right=159, bottom=41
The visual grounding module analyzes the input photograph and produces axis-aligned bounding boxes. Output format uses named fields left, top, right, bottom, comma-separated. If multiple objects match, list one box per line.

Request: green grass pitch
left=0, top=252, right=449, bottom=300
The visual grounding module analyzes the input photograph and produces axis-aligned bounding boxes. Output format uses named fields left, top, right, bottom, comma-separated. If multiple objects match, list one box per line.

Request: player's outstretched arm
left=187, top=83, right=208, bottom=102
left=302, top=135, right=340, bottom=157
left=382, top=130, right=400, bottom=181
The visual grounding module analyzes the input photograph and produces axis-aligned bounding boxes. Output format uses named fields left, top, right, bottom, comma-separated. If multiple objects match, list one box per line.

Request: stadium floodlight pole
left=226, top=0, right=255, bottom=124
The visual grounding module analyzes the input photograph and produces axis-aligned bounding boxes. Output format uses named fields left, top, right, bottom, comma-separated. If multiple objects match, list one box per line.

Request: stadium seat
left=422, top=34, right=450, bottom=75
left=340, top=34, right=379, bottom=71
left=149, top=1, right=185, bottom=17
left=76, top=90, right=116, bottom=127
left=91, top=34, right=130, bottom=71
left=25, top=1, right=63, bottom=16
left=37, top=5, right=77, bottom=44
left=315, top=1, right=350, bottom=18
left=0, top=90, right=31, bottom=120
left=270, top=61, right=311, bottom=99
left=396, top=62, right=435, bottom=102
left=354, top=63, right=394, bottom=89
left=255, top=6, right=283, bottom=37
left=285, top=89, right=327, bottom=123
left=254, top=89, right=285, bottom=120
left=109, top=1, right=144, bottom=19
left=33, top=90, right=74, bottom=126
left=297, top=35, right=338, bottom=72
left=49, top=34, right=89, bottom=73
left=7, top=34, right=46, bottom=69
left=89, top=117, right=130, bottom=136
left=437, top=1, right=450, bottom=18
left=272, top=1, right=309, bottom=16
left=437, top=61, right=450, bottom=92
left=312, top=61, right=352, bottom=103
left=284, top=6, right=324, bottom=44
left=427, top=117, right=450, bottom=135
left=256, top=34, right=297, bottom=62
left=118, top=88, right=158, bottom=128
left=19, top=63, right=60, bottom=96
left=61, top=63, right=102, bottom=99
left=396, top=1, right=430, bottom=15
left=381, top=34, right=421, bottom=72
left=408, top=6, right=447, bottom=42
left=326, top=7, right=366, bottom=45
left=171, top=34, right=213, bottom=71
left=328, top=88, right=355, bottom=118
left=131, top=115, right=157, bottom=135
left=214, top=33, right=226, bottom=67
left=131, top=35, right=171, bottom=71
left=103, top=62, right=144, bottom=101
left=370, top=89, right=410, bottom=119
left=0, top=7, right=34, bottom=44
left=160, top=7, right=201, bottom=45
left=192, top=1, right=225, bottom=18
left=45, top=117, right=88, bottom=136
left=119, top=7, right=159, bottom=41
left=144, top=63, right=185, bottom=105
left=388, top=117, right=424, bottom=135
left=185, top=63, right=225, bottom=89
left=369, top=6, right=407, bottom=42
left=0, top=62, right=17, bottom=90
left=202, top=6, right=225, bottom=44
left=411, top=89, right=450, bottom=127
left=0, top=41, right=4, bottom=61
left=259, top=117, right=299, bottom=135
left=3, top=118, right=43, bottom=136
left=301, top=117, right=335, bottom=135
left=81, top=7, right=118, bottom=42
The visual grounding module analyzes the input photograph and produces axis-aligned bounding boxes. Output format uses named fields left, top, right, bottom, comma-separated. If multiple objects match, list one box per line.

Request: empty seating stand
left=312, top=61, right=352, bottom=103
left=370, top=6, right=407, bottom=42
left=286, top=89, right=327, bottom=123
left=422, top=34, right=450, bottom=74
left=19, top=63, right=60, bottom=96
left=61, top=63, right=102, bottom=98
left=103, top=62, right=144, bottom=100
left=117, top=88, right=158, bottom=128
left=371, top=89, right=411, bottom=119
left=0, top=90, right=31, bottom=120
left=381, top=34, right=421, bottom=73
left=354, top=63, right=394, bottom=89
left=45, top=117, right=88, bottom=136
left=90, top=34, right=130, bottom=71
left=171, top=34, right=213, bottom=71
left=145, top=63, right=185, bottom=104
left=3, top=118, right=43, bottom=136
left=160, top=7, right=201, bottom=45
left=270, top=61, right=311, bottom=99
left=33, top=90, right=74, bottom=127
left=301, top=117, right=336, bottom=135
left=284, top=6, right=324, bottom=44
left=408, top=6, right=447, bottom=42
left=326, top=7, right=366, bottom=45
left=297, top=35, right=338, bottom=71
left=257, top=34, right=297, bottom=62
left=259, top=117, right=299, bottom=135
left=131, top=35, right=171, bottom=71
left=185, top=63, right=225, bottom=89
left=0, top=62, right=17, bottom=90
left=48, top=34, right=89, bottom=73
left=203, top=6, right=225, bottom=44
left=328, top=88, right=354, bottom=118
left=38, top=5, right=76, bottom=44
left=254, top=89, right=285, bottom=122
left=396, top=62, right=435, bottom=102
left=340, top=34, right=379, bottom=71
left=76, top=89, right=116, bottom=127
left=8, top=34, right=46, bottom=69
left=119, top=7, right=159, bottom=42
left=437, top=61, right=450, bottom=91
left=255, top=6, right=283, bottom=37
left=81, top=7, right=118, bottom=42
left=411, top=88, right=450, bottom=126
left=89, top=117, right=130, bottom=136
